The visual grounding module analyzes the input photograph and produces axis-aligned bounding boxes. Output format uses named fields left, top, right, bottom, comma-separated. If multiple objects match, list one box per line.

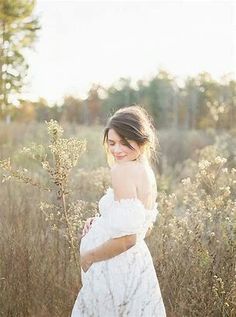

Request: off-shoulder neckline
left=106, top=187, right=158, bottom=212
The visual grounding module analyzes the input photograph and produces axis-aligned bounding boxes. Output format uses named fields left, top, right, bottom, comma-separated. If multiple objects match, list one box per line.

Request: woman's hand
left=80, top=251, right=93, bottom=273
left=81, top=217, right=95, bottom=238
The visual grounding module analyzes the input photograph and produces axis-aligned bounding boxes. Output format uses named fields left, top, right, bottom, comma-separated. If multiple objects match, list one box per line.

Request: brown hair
left=103, top=105, right=160, bottom=167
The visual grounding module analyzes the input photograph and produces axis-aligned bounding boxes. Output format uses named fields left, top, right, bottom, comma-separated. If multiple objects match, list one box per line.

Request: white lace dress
left=71, top=187, right=166, bottom=317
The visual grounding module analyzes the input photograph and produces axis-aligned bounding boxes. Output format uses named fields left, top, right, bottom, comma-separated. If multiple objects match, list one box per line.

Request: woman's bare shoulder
left=111, top=161, right=144, bottom=174
left=110, top=162, right=140, bottom=199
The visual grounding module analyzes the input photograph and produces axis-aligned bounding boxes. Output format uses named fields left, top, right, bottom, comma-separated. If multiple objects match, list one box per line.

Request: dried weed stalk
left=0, top=120, right=92, bottom=275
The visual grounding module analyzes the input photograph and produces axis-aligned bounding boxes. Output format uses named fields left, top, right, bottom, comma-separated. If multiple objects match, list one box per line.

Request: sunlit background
left=25, top=0, right=236, bottom=103
left=1, top=1, right=236, bottom=317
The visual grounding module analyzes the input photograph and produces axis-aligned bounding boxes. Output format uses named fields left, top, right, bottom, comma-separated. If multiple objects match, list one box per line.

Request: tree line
left=0, top=1, right=235, bottom=129
left=11, top=71, right=236, bottom=130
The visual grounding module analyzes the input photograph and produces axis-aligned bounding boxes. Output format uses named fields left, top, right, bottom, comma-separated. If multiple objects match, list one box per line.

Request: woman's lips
left=114, top=155, right=126, bottom=160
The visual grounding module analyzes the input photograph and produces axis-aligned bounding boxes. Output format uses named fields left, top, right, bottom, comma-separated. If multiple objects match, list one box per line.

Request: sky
left=23, top=0, right=236, bottom=104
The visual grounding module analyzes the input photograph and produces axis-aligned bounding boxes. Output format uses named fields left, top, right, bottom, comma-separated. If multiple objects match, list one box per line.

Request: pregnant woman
left=71, top=105, right=166, bottom=316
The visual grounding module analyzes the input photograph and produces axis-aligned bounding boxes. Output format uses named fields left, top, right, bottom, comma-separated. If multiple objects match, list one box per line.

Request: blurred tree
left=34, top=98, right=63, bottom=122
left=15, top=99, right=36, bottom=122
left=34, top=98, right=51, bottom=122
left=197, top=73, right=224, bottom=129
left=227, top=80, right=236, bottom=130
left=61, top=96, right=84, bottom=124
left=86, top=84, right=103, bottom=125
left=181, top=77, right=201, bottom=129
left=0, top=0, right=40, bottom=122
left=146, top=70, right=176, bottom=128
left=13, top=98, right=63, bottom=122
left=101, top=78, right=139, bottom=123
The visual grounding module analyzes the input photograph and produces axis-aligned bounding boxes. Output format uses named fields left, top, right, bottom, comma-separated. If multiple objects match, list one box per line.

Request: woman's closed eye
left=108, top=141, right=127, bottom=146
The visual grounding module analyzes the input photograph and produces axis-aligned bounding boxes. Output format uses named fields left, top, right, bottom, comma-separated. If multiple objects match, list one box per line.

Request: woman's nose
left=114, top=144, right=122, bottom=153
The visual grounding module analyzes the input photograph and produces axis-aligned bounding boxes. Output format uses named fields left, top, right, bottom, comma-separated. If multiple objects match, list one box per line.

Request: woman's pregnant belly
left=80, top=217, right=110, bottom=254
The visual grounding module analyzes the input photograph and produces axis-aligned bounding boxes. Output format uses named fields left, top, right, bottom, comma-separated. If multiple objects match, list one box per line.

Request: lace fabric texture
left=103, top=187, right=158, bottom=240
left=71, top=187, right=166, bottom=317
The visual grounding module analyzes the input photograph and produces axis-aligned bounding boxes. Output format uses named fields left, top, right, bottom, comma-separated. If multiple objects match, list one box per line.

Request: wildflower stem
left=61, top=182, right=80, bottom=276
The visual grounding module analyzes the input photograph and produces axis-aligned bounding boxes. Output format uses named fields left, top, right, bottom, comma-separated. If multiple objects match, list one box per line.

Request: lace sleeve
left=105, top=199, right=146, bottom=239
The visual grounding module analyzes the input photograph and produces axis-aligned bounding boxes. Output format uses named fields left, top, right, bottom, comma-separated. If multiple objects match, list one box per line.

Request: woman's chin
left=114, top=157, right=127, bottom=163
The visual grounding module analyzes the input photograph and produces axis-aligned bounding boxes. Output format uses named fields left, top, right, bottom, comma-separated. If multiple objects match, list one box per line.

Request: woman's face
left=107, top=128, right=141, bottom=163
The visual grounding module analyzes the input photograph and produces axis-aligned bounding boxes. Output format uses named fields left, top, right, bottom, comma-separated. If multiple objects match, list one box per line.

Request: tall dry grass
left=0, top=122, right=235, bottom=316
left=149, top=144, right=236, bottom=316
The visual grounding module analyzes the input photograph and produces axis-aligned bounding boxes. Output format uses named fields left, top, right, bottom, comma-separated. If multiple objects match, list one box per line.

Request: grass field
left=0, top=122, right=235, bottom=317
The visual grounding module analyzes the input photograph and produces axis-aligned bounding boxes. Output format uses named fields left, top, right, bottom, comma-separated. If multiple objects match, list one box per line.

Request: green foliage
left=3, top=69, right=235, bottom=131
left=0, top=0, right=40, bottom=119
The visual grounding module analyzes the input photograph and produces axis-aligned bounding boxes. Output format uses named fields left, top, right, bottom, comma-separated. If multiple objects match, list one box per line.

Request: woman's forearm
left=87, top=235, right=136, bottom=264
